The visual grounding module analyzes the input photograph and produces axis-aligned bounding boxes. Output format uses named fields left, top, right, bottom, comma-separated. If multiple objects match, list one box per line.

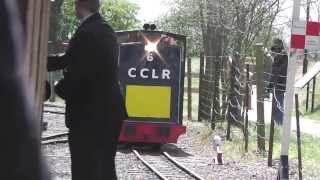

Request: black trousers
left=68, top=128, right=120, bottom=180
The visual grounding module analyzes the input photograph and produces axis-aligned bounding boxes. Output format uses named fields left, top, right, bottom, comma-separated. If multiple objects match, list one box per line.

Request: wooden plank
left=35, top=0, right=50, bottom=122
left=29, top=0, right=41, bottom=83
left=295, top=62, right=320, bottom=89
left=30, top=0, right=42, bottom=136
left=2, top=1, right=50, bottom=176
left=25, top=0, right=34, bottom=67
left=25, top=0, right=50, bottom=135
left=35, top=0, right=44, bottom=107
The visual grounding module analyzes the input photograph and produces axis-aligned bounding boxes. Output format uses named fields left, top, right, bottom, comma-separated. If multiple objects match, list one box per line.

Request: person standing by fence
left=269, top=39, right=288, bottom=125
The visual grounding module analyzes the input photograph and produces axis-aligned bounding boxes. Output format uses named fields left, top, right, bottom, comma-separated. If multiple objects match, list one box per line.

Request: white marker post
left=279, top=0, right=302, bottom=179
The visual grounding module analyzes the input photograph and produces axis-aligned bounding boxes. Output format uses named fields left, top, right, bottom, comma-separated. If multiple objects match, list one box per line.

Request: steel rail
left=162, top=151, right=205, bottom=180
left=42, top=132, right=69, bottom=141
left=132, top=149, right=169, bottom=180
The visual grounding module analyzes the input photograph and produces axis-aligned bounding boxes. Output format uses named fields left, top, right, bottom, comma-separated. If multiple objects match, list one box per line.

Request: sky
left=130, top=0, right=319, bottom=43
left=130, top=0, right=319, bottom=22
left=128, top=0, right=171, bottom=22
left=274, top=0, right=320, bottom=43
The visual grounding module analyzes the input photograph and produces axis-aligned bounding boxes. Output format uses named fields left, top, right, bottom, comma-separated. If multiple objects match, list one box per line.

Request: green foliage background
left=57, top=0, right=140, bottom=41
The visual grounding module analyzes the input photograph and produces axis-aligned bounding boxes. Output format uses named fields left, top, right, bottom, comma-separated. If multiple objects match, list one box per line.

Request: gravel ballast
left=42, top=112, right=317, bottom=179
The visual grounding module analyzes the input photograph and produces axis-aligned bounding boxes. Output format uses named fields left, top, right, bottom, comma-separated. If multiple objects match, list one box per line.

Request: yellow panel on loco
left=125, top=85, right=171, bottom=119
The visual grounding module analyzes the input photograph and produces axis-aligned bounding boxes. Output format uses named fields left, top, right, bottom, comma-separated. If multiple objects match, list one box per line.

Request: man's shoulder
left=81, top=14, right=113, bottom=31
left=101, top=20, right=115, bottom=33
left=80, top=19, right=115, bottom=36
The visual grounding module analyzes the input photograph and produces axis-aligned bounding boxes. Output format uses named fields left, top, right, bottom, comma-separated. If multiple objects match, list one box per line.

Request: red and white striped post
left=280, top=0, right=320, bottom=179
left=279, top=0, right=301, bottom=179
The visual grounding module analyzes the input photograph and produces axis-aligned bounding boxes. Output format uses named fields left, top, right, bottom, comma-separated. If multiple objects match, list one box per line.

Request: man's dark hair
left=271, top=38, right=284, bottom=51
left=78, top=0, right=101, bottom=13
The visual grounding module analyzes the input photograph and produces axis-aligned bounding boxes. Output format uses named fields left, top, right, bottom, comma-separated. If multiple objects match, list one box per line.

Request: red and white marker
left=291, top=21, right=320, bottom=50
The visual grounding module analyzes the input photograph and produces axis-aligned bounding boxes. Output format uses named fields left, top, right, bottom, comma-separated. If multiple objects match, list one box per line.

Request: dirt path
left=248, top=86, right=320, bottom=137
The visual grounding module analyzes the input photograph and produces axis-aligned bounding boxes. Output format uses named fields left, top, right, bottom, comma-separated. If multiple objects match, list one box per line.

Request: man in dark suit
left=47, top=0, right=128, bottom=179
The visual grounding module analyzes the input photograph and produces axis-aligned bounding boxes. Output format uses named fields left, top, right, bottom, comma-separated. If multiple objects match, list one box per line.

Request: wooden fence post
left=227, top=53, right=241, bottom=140
left=198, top=53, right=205, bottom=121
left=306, top=83, right=310, bottom=111
left=226, top=55, right=235, bottom=140
left=244, top=64, right=249, bottom=152
left=311, top=77, right=316, bottom=112
left=221, top=57, right=229, bottom=117
left=212, top=56, right=221, bottom=128
left=188, top=57, right=192, bottom=120
left=255, top=43, right=265, bottom=152
left=268, top=81, right=277, bottom=167
left=199, top=54, right=213, bottom=122
left=209, top=55, right=217, bottom=130
left=295, top=94, right=303, bottom=180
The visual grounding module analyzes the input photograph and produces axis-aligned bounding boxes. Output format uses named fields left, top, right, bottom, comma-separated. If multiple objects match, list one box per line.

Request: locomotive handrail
left=116, top=30, right=187, bottom=39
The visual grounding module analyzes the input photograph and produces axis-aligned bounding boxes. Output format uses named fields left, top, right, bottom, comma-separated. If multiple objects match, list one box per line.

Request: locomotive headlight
left=145, top=41, right=158, bottom=53
left=142, top=35, right=166, bottom=65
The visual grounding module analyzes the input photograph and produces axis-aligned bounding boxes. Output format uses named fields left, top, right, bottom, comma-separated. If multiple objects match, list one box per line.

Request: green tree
left=158, top=0, right=282, bottom=138
left=100, top=0, right=140, bottom=31
left=156, top=0, right=202, bottom=57
left=60, top=0, right=78, bottom=40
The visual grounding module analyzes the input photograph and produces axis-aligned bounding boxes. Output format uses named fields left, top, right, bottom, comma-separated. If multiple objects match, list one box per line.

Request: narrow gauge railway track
left=41, top=132, right=68, bottom=145
left=43, top=109, right=65, bottom=115
left=42, top=132, right=69, bottom=141
left=42, top=139, right=68, bottom=145
left=43, top=105, right=65, bottom=115
left=132, top=149, right=205, bottom=180
left=44, top=104, right=65, bottom=109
